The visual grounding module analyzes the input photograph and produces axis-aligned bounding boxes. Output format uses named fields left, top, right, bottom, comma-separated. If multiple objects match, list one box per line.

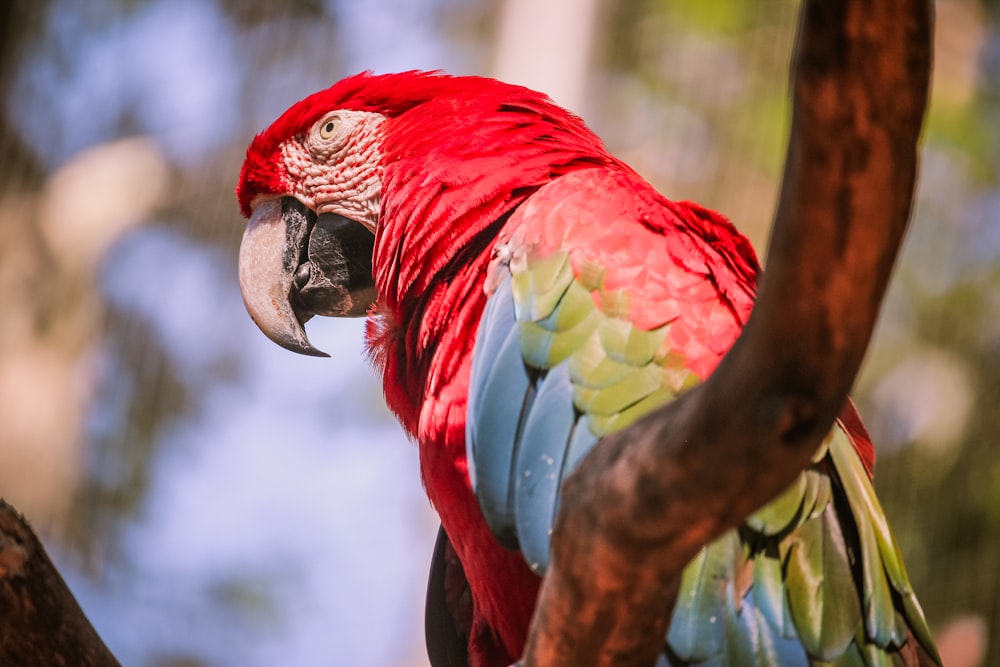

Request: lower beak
left=238, top=197, right=376, bottom=356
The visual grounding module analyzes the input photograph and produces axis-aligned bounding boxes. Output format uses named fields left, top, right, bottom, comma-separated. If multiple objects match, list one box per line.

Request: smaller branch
left=521, top=1, right=933, bottom=665
left=0, top=500, right=120, bottom=667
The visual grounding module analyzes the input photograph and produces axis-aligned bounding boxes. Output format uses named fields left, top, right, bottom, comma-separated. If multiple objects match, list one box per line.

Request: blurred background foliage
left=0, top=0, right=996, bottom=665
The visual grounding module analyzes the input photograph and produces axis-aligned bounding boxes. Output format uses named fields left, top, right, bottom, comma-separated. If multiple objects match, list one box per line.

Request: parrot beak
left=238, top=197, right=376, bottom=357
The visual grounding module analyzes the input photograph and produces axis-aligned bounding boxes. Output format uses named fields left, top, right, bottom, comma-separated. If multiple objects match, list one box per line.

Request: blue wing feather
left=513, top=362, right=583, bottom=573
left=467, top=284, right=533, bottom=548
left=466, top=257, right=937, bottom=666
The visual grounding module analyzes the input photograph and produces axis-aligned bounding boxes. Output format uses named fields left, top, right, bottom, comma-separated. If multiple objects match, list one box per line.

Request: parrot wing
left=466, top=167, right=938, bottom=665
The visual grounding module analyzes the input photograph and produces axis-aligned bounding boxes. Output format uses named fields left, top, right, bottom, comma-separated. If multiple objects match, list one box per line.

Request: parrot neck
left=364, top=191, right=540, bottom=664
left=363, top=100, right=625, bottom=663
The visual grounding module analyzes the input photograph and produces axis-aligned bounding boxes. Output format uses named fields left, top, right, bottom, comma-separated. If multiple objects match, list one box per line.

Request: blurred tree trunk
left=0, top=0, right=87, bottom=531
left=491, top=0, right=599, bottom=114
left=0, top=0, right=47, bottom=189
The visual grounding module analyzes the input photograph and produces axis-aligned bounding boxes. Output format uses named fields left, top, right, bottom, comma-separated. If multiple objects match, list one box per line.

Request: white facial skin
left=281, top=109, right=385, bottom=233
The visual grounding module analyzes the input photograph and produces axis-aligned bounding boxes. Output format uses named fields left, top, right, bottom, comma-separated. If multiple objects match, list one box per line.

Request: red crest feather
left=237, top=71, right=556, bottom=215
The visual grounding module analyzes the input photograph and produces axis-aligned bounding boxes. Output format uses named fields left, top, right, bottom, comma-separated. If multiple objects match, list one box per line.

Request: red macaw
left=235, top=71, right=939, bottom=667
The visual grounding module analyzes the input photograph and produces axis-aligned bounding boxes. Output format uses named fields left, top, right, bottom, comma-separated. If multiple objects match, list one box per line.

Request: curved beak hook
left=238, top=198, right=328, bottom=357
left=238, top=197, right=377, bottom=357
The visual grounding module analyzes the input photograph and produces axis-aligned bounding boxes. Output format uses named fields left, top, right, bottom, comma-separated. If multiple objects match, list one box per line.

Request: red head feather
left=236, top=71, right=563, bottom=216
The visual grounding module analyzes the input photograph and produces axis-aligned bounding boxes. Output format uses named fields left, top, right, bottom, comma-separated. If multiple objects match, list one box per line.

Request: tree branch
left=0, top=500, right=120, bottom=666
left=521, top=1, right=933, bottom=665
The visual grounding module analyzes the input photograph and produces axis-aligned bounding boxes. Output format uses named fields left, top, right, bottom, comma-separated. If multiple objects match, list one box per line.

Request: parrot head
left=236, top=71, right=612, bottom=357
left=235, top=73, right=402, bottom=357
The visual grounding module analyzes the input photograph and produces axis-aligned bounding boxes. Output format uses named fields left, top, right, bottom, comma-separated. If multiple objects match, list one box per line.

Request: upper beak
left=238, top=197, right=376, bottom=356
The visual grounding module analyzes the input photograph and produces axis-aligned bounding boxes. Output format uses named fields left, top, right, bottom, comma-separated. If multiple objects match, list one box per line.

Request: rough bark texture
left=0, top=500, right=120, bottom=667
left=521, top=1, right=934, bottom=665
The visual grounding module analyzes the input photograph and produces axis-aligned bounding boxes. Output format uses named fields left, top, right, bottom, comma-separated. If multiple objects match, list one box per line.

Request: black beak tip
left=288, top=341, right=331, bottom=358
left=255, top=314, right=331, bottom=358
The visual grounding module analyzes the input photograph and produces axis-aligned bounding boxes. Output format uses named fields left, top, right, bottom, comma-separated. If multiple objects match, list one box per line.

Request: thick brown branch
left=0, top=500, right=120, bottom=667
left=522, top=1, right=933, bottom=665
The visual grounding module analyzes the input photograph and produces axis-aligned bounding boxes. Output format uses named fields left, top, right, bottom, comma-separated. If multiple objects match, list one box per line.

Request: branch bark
left=522, top=1, right=933, bottom=665
left=0, top=500, right=120, bottom=667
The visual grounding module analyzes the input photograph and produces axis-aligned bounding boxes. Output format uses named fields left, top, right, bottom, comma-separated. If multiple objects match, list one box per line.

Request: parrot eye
left=319, top=115, right=341, bottom=140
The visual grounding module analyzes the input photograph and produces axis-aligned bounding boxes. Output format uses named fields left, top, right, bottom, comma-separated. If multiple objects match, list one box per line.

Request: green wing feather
left=467, top=247, right=939, bottom=666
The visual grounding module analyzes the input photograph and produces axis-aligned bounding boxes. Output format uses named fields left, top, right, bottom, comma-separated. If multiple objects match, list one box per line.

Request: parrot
left=234, top=71, right=940, bottom=667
